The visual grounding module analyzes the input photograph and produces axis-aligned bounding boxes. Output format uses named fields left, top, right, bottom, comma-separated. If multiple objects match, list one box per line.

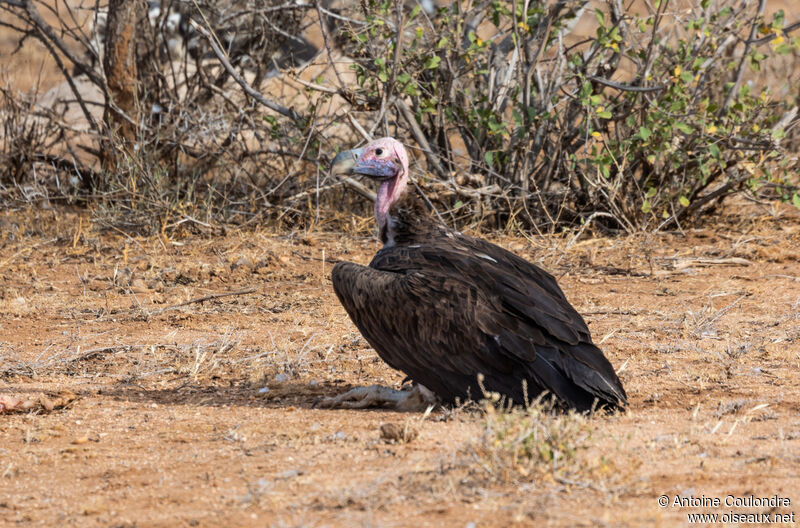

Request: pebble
left=231, top=257, right=253, bottom=271
left=277, top=469, right=302, bottom=479
left=258, top=387, right=270, bottom=394
left=130, top=279, right=150, bottom=293
left=380, top=422, right=418, bottom=443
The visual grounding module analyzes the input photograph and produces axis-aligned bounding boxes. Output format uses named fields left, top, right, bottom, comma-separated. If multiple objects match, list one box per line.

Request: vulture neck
left=375, top=170, right=407, bottom=231
left=378, top=189, right=439, bottom=247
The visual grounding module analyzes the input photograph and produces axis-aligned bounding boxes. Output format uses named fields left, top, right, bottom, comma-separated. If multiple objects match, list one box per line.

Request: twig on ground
left=148, top=287, right=257, bottom=315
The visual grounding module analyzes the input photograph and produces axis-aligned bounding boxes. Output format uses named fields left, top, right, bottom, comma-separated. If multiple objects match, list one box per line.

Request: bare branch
left=189, top=18, right=304, bottom=123
left=394, top=99, right=448, bottom=179
left=587, top=76, right=665, bottom=93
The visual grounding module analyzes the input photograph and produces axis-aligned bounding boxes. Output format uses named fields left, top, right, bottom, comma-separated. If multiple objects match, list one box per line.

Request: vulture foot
left=315, top=384, right=437, bottom=411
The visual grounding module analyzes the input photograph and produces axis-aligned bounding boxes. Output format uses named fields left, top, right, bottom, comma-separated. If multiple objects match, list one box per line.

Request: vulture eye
left=374, top=148, right=384, bottom=156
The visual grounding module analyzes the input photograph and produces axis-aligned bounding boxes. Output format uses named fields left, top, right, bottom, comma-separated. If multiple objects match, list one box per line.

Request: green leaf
left=708, top=143, right=721, bottom=159
left=639, top=126, right=652, bottom=141
left=597, top=110, right=612, bottom=119
left=404, top=82, right=419, bottom=96
left=641, top=199, right=652, bottom=213
left=595, top=9, right=605, bottom=26
left=646, top=187, right=657, bottom=197
left=378, top=70, right=387, bottom=82
left=424, top=55, right=441, bottom=69
left=485, top=151, right=494, bottom=167
left=679, top=196, right=690, bottom=207
left=454, top=200, right=463, bottom=209
left=675, top=122, right=693, bottom=134
left=793, top=193, right=800, bottom=210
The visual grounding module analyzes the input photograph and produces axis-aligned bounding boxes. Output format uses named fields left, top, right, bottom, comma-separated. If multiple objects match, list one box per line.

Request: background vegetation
left=1, top=0, right=799, bottom=235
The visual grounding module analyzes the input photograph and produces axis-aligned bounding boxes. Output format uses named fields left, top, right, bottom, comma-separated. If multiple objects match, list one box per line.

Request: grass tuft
left=467, top=396, right=592, bottom=484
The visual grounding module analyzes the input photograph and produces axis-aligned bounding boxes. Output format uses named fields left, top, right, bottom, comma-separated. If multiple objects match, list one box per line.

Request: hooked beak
left=329, top=147, right=398, bottom=180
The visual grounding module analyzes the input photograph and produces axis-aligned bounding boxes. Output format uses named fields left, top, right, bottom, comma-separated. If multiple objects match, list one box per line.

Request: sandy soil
left=1, top=204, right=799, bottom=527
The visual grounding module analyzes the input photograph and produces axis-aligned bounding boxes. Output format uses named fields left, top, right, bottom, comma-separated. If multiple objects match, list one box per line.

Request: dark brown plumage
left=329, top=138, right=627, bottom=412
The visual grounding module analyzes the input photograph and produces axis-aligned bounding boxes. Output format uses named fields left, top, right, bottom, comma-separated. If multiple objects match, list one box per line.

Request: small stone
left=72, top=436, right=89, bottom=445
left=160, top=268, right=178, bottom=283
left=114, top=267, right=134, bottom=286
left=40, top=397, right=55, bottom=412
left=380, top=422, right=418, bottom=444
left=88, top=279, right=107, bottom=291
left=258, top=387, right=270, bottom=394
left=231, top=257, right=253, bottom=271
left=274, top=373, right=289, bottom=383
left=130, top=279, right=150, bottom=293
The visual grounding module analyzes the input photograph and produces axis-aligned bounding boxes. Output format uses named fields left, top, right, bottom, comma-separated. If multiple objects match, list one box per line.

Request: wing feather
left=332, top=234, right=627, bottom=411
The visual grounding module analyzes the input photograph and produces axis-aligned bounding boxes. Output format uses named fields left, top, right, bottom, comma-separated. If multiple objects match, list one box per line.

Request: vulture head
left=330, top=137, right=409, bottom=230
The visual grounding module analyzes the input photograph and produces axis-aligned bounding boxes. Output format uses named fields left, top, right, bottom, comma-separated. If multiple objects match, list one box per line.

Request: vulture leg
left=315, top=384, right=437, bottom=411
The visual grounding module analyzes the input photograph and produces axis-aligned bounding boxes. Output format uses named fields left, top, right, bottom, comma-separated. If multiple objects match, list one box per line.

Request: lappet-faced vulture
left=319, top=137, right=627, bottom=412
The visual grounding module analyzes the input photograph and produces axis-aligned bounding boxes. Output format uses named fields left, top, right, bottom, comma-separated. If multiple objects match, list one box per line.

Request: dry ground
left=1, top=203, right=799, bottom=527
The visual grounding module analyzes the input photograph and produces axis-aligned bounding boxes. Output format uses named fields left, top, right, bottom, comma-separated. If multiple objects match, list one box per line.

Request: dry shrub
left=467, top=397, right=593, bottom=483
left=333, top=0, right=800, bottom=232
left=1, top=0, right=799, bottom=234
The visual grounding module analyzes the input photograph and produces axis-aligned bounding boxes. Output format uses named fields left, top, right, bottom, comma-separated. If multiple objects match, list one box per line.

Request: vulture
left=320, top=137, right=627, bottom=412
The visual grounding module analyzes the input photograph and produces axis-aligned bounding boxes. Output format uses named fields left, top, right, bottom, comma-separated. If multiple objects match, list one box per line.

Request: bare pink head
left=329, top=137, right=409, bottom=230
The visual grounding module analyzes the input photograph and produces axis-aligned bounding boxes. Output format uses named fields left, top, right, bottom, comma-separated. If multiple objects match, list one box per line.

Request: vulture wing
left=331, top=235, right=627, bottom=411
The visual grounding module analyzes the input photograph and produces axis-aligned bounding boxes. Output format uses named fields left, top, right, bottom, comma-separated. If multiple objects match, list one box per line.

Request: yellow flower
left=707, top=125, right=717, bottom=134
left=674, top=65, right=681, bottom=76
left=591, top=131, right=603, bottom=140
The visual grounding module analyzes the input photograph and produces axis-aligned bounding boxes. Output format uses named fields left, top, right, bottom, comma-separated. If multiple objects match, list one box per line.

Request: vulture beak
left=330, top=147, right=398, bottom=180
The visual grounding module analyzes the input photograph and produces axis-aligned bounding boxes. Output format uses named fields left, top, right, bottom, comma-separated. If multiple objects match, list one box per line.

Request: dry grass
left=467, top=397, right=593, bottom=484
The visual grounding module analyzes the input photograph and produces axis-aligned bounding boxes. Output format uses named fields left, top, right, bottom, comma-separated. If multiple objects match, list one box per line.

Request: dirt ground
left=1, top=202, right=799, bottom=528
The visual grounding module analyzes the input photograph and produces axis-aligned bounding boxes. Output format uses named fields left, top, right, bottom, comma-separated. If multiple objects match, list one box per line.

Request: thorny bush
left=1, top=0, right=799, bottom=234
left=0, top=0, right=324, bottom=234
left=339, top=0, right=800, bottom=232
